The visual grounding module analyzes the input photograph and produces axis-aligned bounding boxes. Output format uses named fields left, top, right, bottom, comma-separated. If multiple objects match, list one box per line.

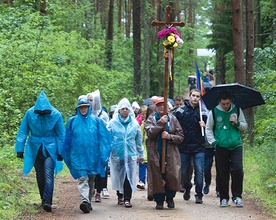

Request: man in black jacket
left=174, top=89, right=206, bottom=204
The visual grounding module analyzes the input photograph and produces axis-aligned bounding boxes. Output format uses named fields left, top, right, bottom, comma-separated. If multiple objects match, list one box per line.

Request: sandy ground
left=30, top=172, right=274, bottom=220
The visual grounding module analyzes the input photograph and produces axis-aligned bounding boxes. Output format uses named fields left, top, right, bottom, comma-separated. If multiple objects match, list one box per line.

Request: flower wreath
left=157, top=26, right=183, bottom=49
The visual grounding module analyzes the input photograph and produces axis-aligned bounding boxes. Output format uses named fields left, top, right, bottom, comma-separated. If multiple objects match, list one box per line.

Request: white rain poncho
left=107, top=98, right=143, bottom=194
left=62, top=98, right=113, bottom=179
left=15, top=91, right=65, bottom=175
left=89, top=89, right=109, bottom=125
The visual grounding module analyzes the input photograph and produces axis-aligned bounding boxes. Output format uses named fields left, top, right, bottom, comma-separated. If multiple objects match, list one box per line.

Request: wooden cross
left=152, top=5, right=185, bottom=174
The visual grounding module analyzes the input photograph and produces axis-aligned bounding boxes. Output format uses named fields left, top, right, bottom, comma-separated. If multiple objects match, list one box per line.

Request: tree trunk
left=106, top=0, right=114, bottom=70
left=133, top=0, right=141, bottom=96
left=254, top=0, right=261, bottom=47
left=232, top=0, right=245, bottom=84
left=142, top=0, right=151, bottom=99
left=126, top=0, right=132, bottom=38
left=245, top=0, right=255, bottom=146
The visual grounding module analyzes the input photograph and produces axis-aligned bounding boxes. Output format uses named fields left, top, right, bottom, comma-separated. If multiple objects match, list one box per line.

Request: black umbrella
left=201, top=83, right=265, bottom=110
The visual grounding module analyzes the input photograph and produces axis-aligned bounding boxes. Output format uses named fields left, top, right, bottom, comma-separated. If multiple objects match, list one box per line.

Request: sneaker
left=183, top=189, right=191, bottom=201
left=203, top=185, right=210, bottom=194
left=195, top=195, right=203, bottom=204
left=156, top=200, right=164, bottom=210
left=42, top=203, right=52, bottom=212
left=95, top=193, right=101, bottom=203
left=124, top=200, right=132, bottom=208
left=220, top=199, right=229, bottom=207
left=166, top=198, right=175, bottom=208
left=88, top=203, right=93, bottom=211
left=137, top=181, right=145, bottom=189
left=118, top=198, right=124, bottom=205
left=216, top=191, right=220, bottom=197
left=102, top=188, right=110, bottom=198
left=80, top=201, right=90, bottom=213
left=233, top=197, right=243, bottom=207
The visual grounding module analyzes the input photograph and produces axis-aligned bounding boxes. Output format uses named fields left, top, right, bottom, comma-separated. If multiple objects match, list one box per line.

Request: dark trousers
left=204, top=148, right=218, bottom=191
left=34, top=146, right=55, bottom=205
left=215, top=146, right=243, bottom=202
left=116, top=176, right=132, bottom=201
left=95, top=168, right=108, bottom=193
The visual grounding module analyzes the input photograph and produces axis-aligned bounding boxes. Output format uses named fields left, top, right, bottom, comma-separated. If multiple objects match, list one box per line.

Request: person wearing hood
left=87, top=90, right=111, bottom=201
left=61, top=98, right=113, bottom=213
left=15, top=91, right=65, bottom=212
left=107, top=98, right=143, bottom=208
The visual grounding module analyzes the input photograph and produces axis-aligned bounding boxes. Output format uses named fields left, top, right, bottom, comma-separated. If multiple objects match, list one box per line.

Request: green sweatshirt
left=212, top=106, right=242, bottom=150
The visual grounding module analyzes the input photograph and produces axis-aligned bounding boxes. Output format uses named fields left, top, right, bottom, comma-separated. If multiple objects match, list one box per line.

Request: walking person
left=205, top=91, right=248, bottom=207
left=87, top=90, right=111, bottom=201
left=137, top=105, right=148, bottom=190
left=15, top=91, right=65, bottom=212
left=174, top=89, right=207, bottom=204
left=145, top=97, right=184, bottom=210
left=107, top=98, right=143, bottom=208
left=62, top=98, right=113, bottom=213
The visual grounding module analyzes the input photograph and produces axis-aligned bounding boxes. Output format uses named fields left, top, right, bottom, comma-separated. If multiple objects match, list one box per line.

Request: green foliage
left=0, top=146, right=40, bottom=219
left=244, top=43, right=276, bottom=217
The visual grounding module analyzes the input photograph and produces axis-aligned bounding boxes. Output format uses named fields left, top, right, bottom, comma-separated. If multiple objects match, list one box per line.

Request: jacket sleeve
left=205, top=110, right=217, bottom=146
left=145, top=116, right=164, bottom=139
left=135, top=125, right=144, bottom=158
left=237, top=108, right=248, bottom=131
left=54, top=114, right=65, bottom=155
left=15, top=111, right=30, bottom=153
left=169, top=116, right=184, bottom=145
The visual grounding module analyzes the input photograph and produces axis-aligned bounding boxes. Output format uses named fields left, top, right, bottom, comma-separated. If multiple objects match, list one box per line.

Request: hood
left=34, top=91, right=53, bottom=115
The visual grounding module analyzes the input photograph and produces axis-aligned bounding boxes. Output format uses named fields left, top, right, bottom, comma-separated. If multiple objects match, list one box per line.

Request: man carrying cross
left=145, top=5, right=185, bottom=210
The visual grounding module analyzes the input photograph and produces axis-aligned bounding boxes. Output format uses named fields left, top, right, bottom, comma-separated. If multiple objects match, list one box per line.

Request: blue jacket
left=15, top=91, right=65, bottom=175
left=62, top=99, right=113, bottom=179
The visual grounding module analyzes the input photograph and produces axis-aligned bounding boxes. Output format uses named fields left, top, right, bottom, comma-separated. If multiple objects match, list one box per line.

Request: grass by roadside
left=0, top=146, right=69, bottom=220
left=244, top=146, right=276, bottom=219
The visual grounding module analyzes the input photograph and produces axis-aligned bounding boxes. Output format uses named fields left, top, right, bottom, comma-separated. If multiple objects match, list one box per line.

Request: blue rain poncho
left=107, top=98, right=143, bottom=194
left=62, top=98, right=113, bottom=179
left=15, top=91, right=65, bottom=175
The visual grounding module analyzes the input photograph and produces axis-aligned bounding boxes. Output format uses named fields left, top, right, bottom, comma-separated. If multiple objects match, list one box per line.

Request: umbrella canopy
left=201, top=83, right=265, bottom=110
left=142, top=97, right=174, bottom=106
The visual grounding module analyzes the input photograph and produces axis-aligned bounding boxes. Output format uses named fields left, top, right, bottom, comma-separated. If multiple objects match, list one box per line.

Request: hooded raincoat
left=107, top=98, right=143, bottom=194
left=15, top=91, right=65, bottom=175
left=90, top=89, right=109, bottom=125
left=62, top=99, right=113, bottom=179
left=145, top=113, right=184, bottom=194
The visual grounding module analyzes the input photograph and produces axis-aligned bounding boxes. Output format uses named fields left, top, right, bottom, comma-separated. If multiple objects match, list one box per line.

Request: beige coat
left=145, top=114, right=184, bottom=194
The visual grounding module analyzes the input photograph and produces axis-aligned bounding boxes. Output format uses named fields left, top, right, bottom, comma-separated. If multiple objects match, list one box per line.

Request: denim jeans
left=180, top=152, right=204, bottom=197
left=204, top=148, right=216, bottom=186
left=34, top=147, right=55, bottom=205
left=138, top=162, right=147, bottom=184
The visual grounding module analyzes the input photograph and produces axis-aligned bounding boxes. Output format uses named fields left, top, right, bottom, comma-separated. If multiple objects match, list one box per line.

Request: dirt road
left=31, top=173, right=274, bottom=220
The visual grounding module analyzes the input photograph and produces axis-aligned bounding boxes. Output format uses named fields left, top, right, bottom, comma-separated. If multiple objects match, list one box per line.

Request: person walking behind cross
left=107, top=98, right=144, bottom=208
left=205, top=91, right=248, bottom=207
left=87, top=90, right=111, bottom=202
left=174, top=89, right=207, bottom=204
left=145, top=97, right=184, bottom=210
left=61, top=98, right=113, bottom=213
left=15, top=91, right=65, bottom=212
